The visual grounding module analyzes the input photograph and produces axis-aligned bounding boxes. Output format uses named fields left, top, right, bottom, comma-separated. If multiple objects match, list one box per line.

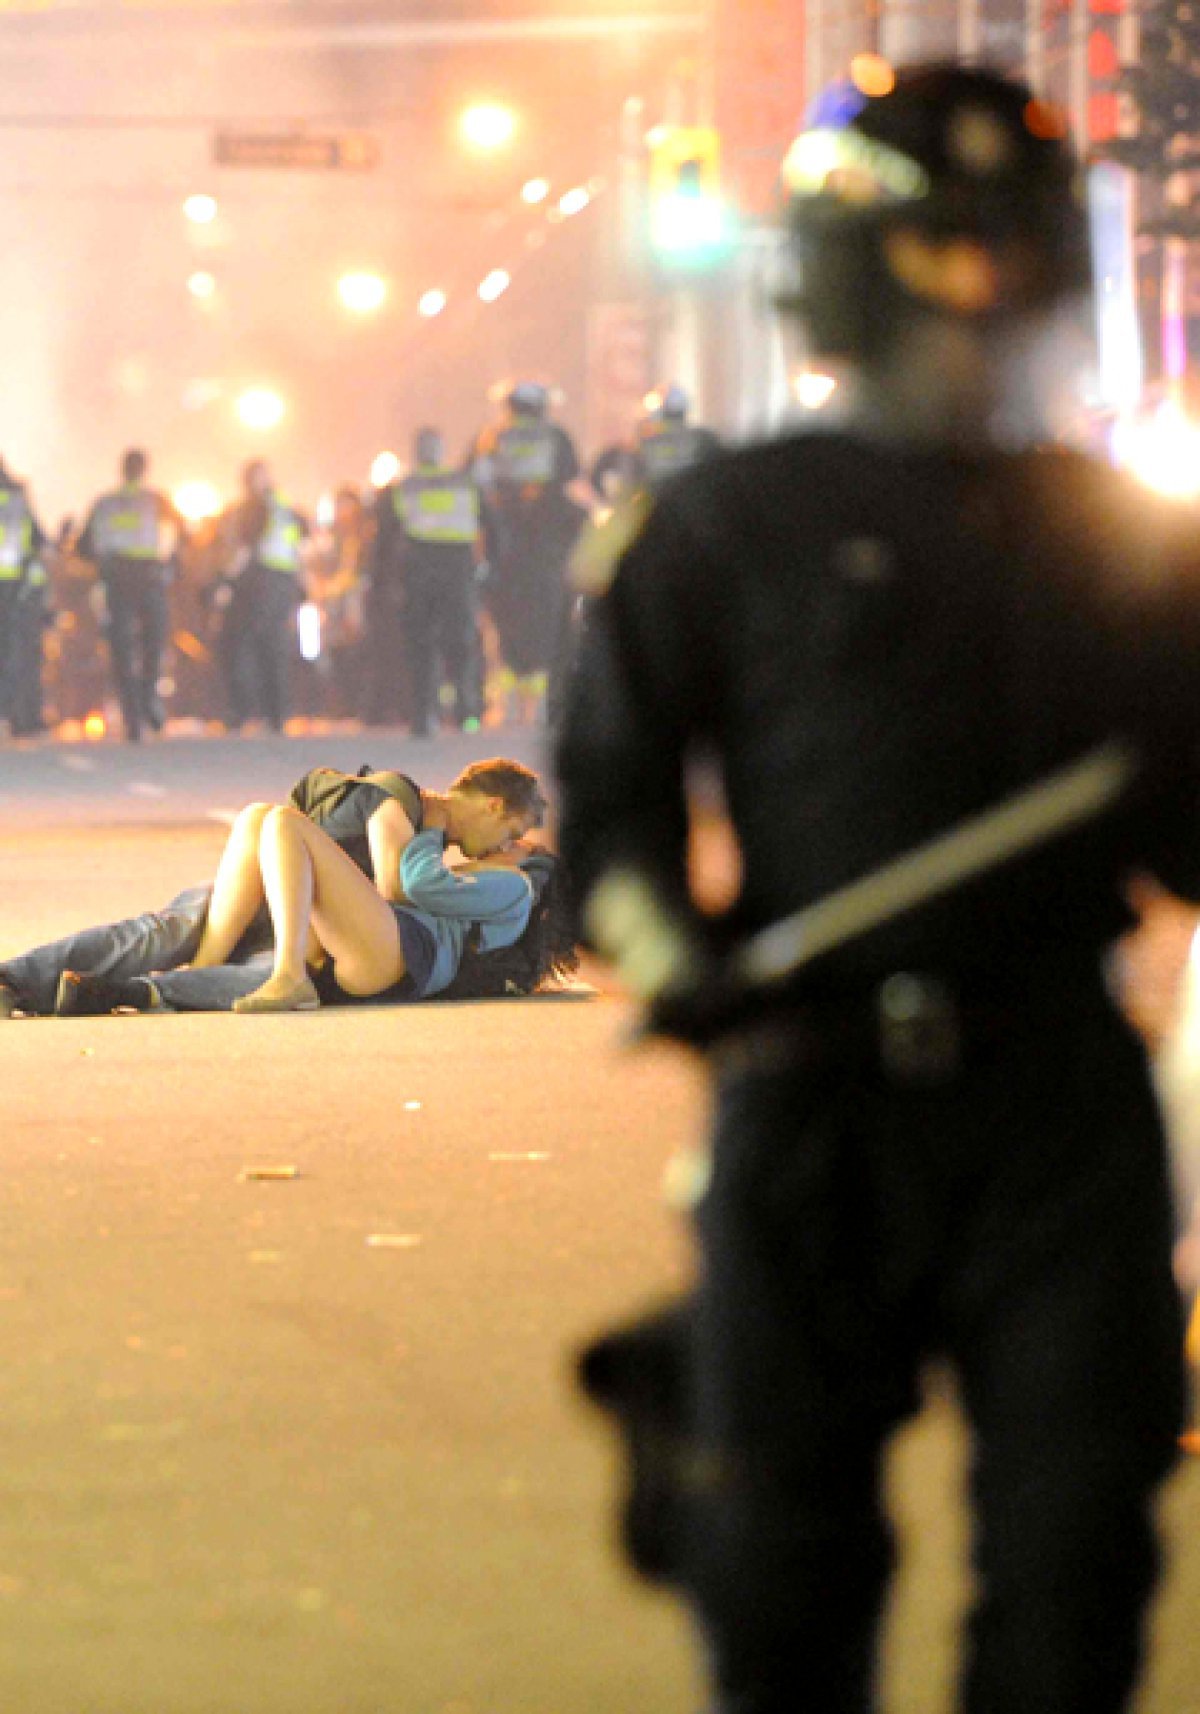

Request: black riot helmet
left=780, top=64, right=1092, bottom=363
left=507, top=381, right=550, bottom=419
left=414, top=426, right=445, bottom=468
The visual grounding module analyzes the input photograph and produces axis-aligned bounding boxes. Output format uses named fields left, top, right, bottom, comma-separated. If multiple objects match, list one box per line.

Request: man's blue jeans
left=0, top=887, right=273, bottom=1013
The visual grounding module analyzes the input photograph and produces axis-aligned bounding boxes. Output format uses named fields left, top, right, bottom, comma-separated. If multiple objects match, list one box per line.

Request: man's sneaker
left=0, top=981, right=21, bottom=1020
left=55, top=971, right=157, bottom=1017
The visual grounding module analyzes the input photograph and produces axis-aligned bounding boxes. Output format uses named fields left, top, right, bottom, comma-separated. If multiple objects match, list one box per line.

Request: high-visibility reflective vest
left=0, top=486, right=33, bottom=579
left=257, top=496, right=303, bottom=573
left=637, top=423, right=704, bottom=483
left=90, top=485, right=166, bottom=561
left=395, top=468, right=481, bottom=545
left=491, top=422, right=557, bottom=486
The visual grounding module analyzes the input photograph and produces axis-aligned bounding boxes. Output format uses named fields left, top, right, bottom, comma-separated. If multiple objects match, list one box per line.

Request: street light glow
left=173, top=479, right=223, bottom=522
left=521, top=177, right=551, bottom=205
left=558, top=186, right=591, bottom=217
left=460, top=102, right=518, bottom=151
left=1113, top=403, right=1200, bottom=500
left=337, top=271, right=388, bottom=314
left=478, top=269, right=511, bottom=303
left=236, top=387, right=286, bottom=431
left=418, top=288, right=448, bottom=318
left=187, top=270, right=216, bottom=300
left=371, top=451, right=402, bottom=487
left=183, top=194, right=218, bottom=225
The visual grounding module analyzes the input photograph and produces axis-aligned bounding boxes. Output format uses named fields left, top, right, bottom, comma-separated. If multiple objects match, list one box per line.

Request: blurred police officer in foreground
left=370, top=428, right=483, bottom=737
left=558, top=64, right=1200, bottom=1713
left=473, top=381, right=587, bottom=720
left=0, top=456, right=47, bottom=737
left=216, top=458, right=308, bottom=733
left=591, top=383, right=722, bottom=502
left=76, top=449, right=181, bottom=742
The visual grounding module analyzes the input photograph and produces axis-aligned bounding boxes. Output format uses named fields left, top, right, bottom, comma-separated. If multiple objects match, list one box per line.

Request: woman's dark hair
left=434, top=853, right=580, bottom=1001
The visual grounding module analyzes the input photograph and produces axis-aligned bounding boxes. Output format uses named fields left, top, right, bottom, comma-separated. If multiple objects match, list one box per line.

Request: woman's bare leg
left=235, top=807, right=405, bottom=1010
left=191, top=802, right=273, bottom=967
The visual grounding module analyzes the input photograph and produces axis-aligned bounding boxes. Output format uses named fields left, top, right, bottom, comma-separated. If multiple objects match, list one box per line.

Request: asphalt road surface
left=0, top=727, right=1197, bottom=1714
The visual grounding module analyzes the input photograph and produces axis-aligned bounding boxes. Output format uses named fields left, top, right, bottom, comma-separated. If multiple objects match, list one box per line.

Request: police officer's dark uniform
left=473, top=382, right=586, bottom=690
left=0, top=462, right=47, bottom=736
left=371, top=430, right=483, bottom=736
left=557, top=68, right=1200, bottom=1714
left=76, top=452, right=180, bottom=741
left=218, top=463, right=308, bottom=733
left=9, top=550, right=53, bottom=737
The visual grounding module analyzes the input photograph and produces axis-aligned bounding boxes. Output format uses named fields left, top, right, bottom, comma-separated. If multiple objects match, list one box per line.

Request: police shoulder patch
left=570, top=491, right=654, bottom=596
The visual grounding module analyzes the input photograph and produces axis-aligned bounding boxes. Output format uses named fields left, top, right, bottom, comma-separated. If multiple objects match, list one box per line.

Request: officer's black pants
left=103, top=562, right=169, bottom=740
left=10, top=592, right=47, bottom=735
left=686, top=982, right=1186, bottom=1714
left=220, top=562, right=298, bottom=731
left=0, top=579, right=23, bottom=727
left=404, top=563, right=478, bottom=733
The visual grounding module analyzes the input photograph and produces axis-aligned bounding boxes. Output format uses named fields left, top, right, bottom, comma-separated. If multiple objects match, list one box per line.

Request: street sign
left=213, top=132, right=380, bottom=171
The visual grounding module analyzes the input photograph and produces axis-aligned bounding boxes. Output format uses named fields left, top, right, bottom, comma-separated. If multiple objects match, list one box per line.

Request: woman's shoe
left=232, top=974, right=320, bottom=1014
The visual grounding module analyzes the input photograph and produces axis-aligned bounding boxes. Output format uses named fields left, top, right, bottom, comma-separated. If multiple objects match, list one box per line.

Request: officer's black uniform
left=9, top=553, right=53, bottom=736
left=557, top=68, right=1199, bottom=1714
left=371, top=443, right=482, bottom=735
left=218, top=482, right=307, bottom=732
left=474, top=385, right=586, bottom=682
left=76, top=473, right=179, bottom=741
left=0, top=466, right=47, bottom=736
left=591, top=389, right=722, bottom=500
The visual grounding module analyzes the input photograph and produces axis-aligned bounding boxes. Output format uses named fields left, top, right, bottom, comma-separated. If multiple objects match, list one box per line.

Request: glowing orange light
left=337, top=271, right=388, bottom=314
left=850, top=54, right=896, bottom=98
left=521, top=178, right=551, bottom=205
left=83, top=712, right=107, bottom=740
left=183, top=194, right=218, bottom=225
left=459, top=103, right=518, bottom=151
left=370, top=451, right=401, bottom=487
left=1023, top=99, right=1068, bottom=140
left=236, top=387, right=286, bottom=431
left=173, top=480, right=223, bottom=522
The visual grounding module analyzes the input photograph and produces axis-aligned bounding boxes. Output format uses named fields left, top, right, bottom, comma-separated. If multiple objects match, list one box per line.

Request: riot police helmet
left=508, top=381, right=550, bottom=418
left=414, top=426, right=446, bottom=468
left=780, top=63, right=1091, bottom=361
left=645, top=384, right=690, bottom=423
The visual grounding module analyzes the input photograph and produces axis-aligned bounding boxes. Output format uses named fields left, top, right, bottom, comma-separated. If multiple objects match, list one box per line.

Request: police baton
left=644, top=740, right=1139, bottom=1048
left=736, top=740, right=1138, bottom=992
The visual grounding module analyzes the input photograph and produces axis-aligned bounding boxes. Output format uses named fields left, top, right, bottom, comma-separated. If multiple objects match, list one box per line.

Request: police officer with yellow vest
left=370, top=428, right=483, bottom=737
left=0, top=457, right=48, bottom=738
left=216, top=458, right=309, bottom=734
left=591, top=384, right=722, bottom=502
left=76, top=449, right=182, bottom=742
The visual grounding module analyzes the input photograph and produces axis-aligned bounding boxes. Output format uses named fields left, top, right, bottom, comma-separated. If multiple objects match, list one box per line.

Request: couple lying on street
left=0, top=758, right=578, bottom=1018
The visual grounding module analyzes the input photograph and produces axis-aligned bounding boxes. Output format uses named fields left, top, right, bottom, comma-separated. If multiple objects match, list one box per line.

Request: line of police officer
left=0, top=380, right=719, bottom=743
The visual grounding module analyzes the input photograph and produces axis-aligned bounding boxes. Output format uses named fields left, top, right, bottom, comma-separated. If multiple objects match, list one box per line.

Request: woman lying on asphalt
left=195, top=799, right=577, bottom=1013
left=0, top=764, right=577, bottom=1016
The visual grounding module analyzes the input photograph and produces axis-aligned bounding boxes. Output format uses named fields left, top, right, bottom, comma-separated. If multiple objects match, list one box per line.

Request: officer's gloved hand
left=584, top=869, right=739, bottom=1049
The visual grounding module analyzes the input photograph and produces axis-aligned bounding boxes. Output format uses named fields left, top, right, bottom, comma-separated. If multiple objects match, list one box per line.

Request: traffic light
left=647, top=124, right=731, bottom=264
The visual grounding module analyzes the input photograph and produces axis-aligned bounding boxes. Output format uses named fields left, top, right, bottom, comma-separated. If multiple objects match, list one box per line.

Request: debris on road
left=239, top=1166, right=300, bottom=1182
